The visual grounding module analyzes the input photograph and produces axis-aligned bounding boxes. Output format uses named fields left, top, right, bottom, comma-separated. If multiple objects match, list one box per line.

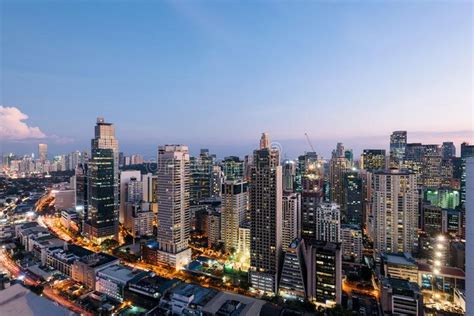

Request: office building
left=282, top=159, right=297, bottom=193
left=156, top=145, right=192, bottom=269
left=249, top=133, right=283, bottom=294
left=466, top=157, right=474, bottom=315
left=315, top=202, right=340, bottom=243
left=83, top=118, right=119, bottom=242
left=329, top=150, right=349, bottom=207
left=382, top=253, right=418, bottom=283
left=278, top=238, right=307, bottom=301
left=221, top=156, right=244, bottom=181
left=343, top=171, right=363, bottom=226
left=83, top=147, right=117, bottom=243
left=119, top=170, right=141, bottom=223
left=221, top=180, right=248, bottom=253
left=461, top=142, right=474, bottom=205
left=71, top=252, right=119, bottom=289
left=300, top=153, right=324, bottom=240
left=282, top=192, right=301, bottom=249
left=306, top=240, right=342, bottom=307
left=390, top=131, right=407, bottom=167
left=372, top=170, right=418, bottom=254
left=442, top=142, right=456, bottom=160
left=361, top=149, right=386, bottom=172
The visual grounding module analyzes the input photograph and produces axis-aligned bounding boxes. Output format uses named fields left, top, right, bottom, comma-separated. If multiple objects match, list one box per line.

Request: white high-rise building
left=119, top=170, right=141, bottom=223
left=282, top=192, right=301, bottom=249
left=38, top=143, right=48, bottom=162
left=156, top=145, right=192, bottom=269
left=315, top=203, right=340, bottom=243
left=341, top=225, right=363, bottom=262
left=221, top=180, right=248, bottom=253
left=372, top=170, right=418, bottom=254
left=249, top=133, right=283, bottom=294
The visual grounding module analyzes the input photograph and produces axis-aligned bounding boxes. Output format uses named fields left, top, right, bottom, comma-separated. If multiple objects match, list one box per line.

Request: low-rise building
left=383, top=253, right=418, bottom=283
left=71, top=252, right=119, bottom=289
left=201, top=291, right=267, bottom=315
left=161, top=283, right=218, bottom=315
left=96, top=264, right=149, bottom=302
left=124, top=275, right=181, bottom=309
left=381, top=278, right=423, bottom=316
left=46, top=244, right=92, bottom=277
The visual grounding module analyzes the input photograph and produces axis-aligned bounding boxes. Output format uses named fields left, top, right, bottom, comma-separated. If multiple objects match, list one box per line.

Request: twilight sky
left=0, top=1, right=472, bottom=159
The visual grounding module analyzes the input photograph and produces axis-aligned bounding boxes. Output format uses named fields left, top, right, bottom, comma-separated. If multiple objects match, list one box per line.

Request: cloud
left=0, top=106, right=46, bottom=140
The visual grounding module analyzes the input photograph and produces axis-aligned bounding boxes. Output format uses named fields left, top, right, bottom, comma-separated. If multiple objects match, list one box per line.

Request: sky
left=0, top=0, right=472, bottom=159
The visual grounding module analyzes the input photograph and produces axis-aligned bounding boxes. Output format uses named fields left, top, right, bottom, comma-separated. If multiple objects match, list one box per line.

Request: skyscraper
left=372, top=170, right=418, bottom=254
left=83, top=118, right=119, bottom=243
left=249, top=133, right=283, bottom=293
left=282, top=159, right=297, bottom=193
left=329, top=152, right=349, bottom=207
left=390, top=131, right=407, bottom=167
left=315, top=203, right=340, bottom=243
left=83, top=148, right=116, bottom=243
left=279, top=238, right=307, bottom=301
left=156, top=145, right=192, bottom=269
left=343, top=171, right=363, bottom=226
left=221, top=180, right=248, bottom=253
left=361, top=149, right=386, bottom=172
left=442, top=142, right=456, bottom=160
left=282, top=192, right=301, bottom=249
left=38, top=143, right=48, bottom=162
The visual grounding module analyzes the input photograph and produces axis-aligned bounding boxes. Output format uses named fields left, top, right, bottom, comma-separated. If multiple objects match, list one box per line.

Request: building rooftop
left=202, top=291, right=266, bottom=316
left=78, top=252, right=118, bottom=268
left=98, top=264, right=148, bottom=283
left=171, top=283, right=218, bottom=306
left=384, top=253, right=417, bottom=267
left=128, top=275, right=180, bottom=296
left=0, top=284, right=75, bottom=316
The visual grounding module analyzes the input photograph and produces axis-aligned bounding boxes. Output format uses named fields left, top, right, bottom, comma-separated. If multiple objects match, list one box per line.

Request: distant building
left=390, top=131, right=407, bottom=167
left=208, top=210, right=221, bottom=248
left=361, top=149, right=386, bottom=172
left=343, top=171, right=363, bottom=226
left=442, top=142, right=456, bottom=160
left=38, top=143, right=48, bottom=162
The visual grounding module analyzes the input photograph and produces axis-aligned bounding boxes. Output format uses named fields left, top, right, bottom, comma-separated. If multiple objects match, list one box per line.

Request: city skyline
left=1, top=1, right=472, bottom=157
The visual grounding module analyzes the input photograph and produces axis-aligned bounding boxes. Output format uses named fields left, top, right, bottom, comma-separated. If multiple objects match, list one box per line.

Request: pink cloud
left=0, top=106, right=46, bottom=140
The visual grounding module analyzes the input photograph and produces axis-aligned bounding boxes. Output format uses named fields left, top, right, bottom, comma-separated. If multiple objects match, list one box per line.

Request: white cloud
left=0, top=106, right=46, bottom=140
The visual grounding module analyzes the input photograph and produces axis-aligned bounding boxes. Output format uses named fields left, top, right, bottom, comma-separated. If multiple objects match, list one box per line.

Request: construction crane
left=304, top=133, right=316, bottom=153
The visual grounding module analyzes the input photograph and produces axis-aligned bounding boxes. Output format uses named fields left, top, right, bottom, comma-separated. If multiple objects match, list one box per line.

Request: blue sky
left=1, top=1, right=472, bottom=158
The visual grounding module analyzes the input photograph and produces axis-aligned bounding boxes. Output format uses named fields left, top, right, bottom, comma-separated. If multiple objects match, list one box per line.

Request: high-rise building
left=249, top=133, right=283, bottom=293
left=282, top=160, right=297, bottom=193
left=341, top=224, right=363, bottom=262
left=221, top=156, right=244, bottom=181
left=300, top=153, right=324, bottom=240
left=329, top=153, right=349, bottom=207
left=75, top=163, right=88, bottom=224
left=461, top=142, right=474, bottom=205
left=361, top=149, right=386, bottom=172
left=372, top=170, right=418, bottom=254
left=190, top=149, right=214, bottom=205
left=390, top=131, right=407, bottom=166
left=278, top=238, right=307, bottom=301
left=119, top=170, right=141, bottom=223
left=315, top=203, right=340, bottom=243
left=282, top=192, right=301, bottom=249
left=442, top=142, right=456, bottom=160
left=221, top=180, right=248, bottom=253
left=83, top=118, right=119, bottom=243
left=343, top=171, right=363, bottom=226
left=156, top=145, right=192, bottom=269
left=306, top=240, right=342, bottom=307
left=38, top=143, right=48, bottom=162
left=83, top=148, right=116, bottom=243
